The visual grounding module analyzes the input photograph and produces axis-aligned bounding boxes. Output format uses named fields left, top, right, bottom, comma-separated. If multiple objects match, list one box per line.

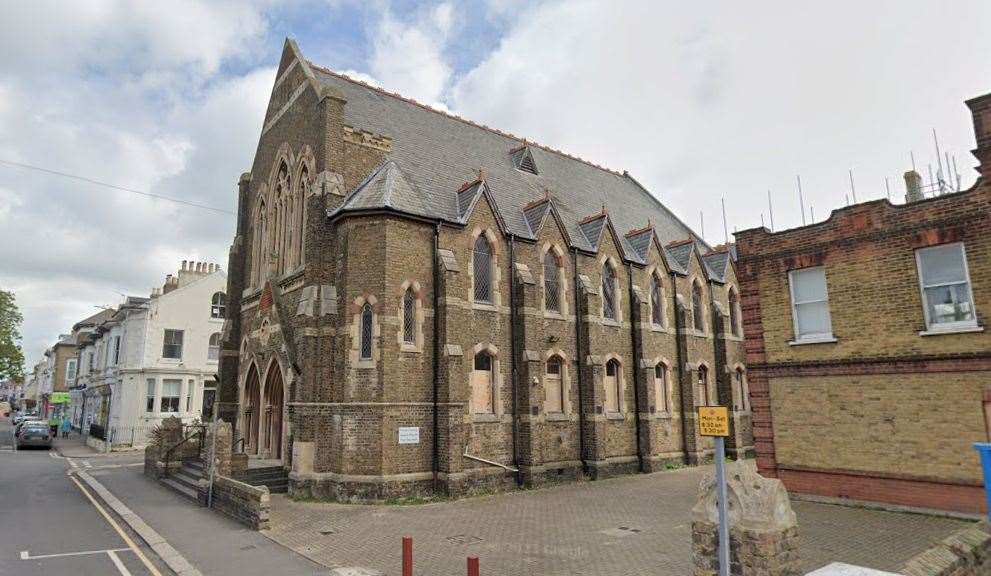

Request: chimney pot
left=904, top=170, right=924, bottom=203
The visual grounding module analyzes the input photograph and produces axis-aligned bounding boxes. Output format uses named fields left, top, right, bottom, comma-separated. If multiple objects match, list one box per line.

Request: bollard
left=974, top=443, right=991, bottom=520
left=402, top=536, right=413, bottom=576
left=467, top=556, right=479, bottom=576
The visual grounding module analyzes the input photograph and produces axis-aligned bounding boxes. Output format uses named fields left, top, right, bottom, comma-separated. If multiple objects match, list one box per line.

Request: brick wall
left=735, top=96, right=991, bottom=513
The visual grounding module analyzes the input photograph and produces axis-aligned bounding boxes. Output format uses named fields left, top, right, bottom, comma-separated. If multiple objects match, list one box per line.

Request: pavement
left=1, top=419, right=326, bottom=576
left=266, top=466, right=973, bottom=576
left=0, top=420, right=168, bottom=576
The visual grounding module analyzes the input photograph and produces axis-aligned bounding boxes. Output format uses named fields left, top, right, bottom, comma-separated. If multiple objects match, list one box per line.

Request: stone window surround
left=470, top=342, right=504, bottom=421
left=647, top=355, right=674, bottom=415
left=645, top=265, right=668, bottom=330
left=690, top=277, right=708, bottom=336
left=468, top=227, right=502, bottom=310
left=599, top=255, right=623, bottom=326
left=601, top=353, right=627, bottom=416
left=539, top=242, right=570, bottom=319
left=730, top=363, right=749, bottom=413
left=350, top=294, right=381, bottom=369
left=687, top=360, right=713, bottom=406
left=542, top=348, right=573, bottom=416
left=396, top=280, right=425, bottom=353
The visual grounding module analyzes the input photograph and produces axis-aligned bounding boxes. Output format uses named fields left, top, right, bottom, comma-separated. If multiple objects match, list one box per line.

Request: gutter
left=626, top=263, right=645, bottom=473
left=572, top=247, right=589, bottom=475
left=431, top=222, right=441, bottom=490
left=507, top=235, right=523, bottom=486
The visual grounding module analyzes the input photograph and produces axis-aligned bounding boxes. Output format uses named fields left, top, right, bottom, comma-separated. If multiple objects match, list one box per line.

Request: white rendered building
left=77, top=261, right=227, bottom=445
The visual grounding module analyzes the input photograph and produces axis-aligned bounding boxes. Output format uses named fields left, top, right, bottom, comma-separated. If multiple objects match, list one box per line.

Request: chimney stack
left=966, top=92, right=991, bottom=179
left=904, top=170, right=924, bottom=203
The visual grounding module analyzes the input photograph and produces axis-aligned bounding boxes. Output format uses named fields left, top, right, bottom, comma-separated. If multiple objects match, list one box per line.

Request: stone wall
left=200, top=475, right=271, bottom=530
left=903, top=521, right=991, bottom=576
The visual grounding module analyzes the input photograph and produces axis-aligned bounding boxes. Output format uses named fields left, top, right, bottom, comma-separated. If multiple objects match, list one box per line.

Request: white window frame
left=162, top=329, right=184, bottom=360
left=160, top=379, right=181, bottom=413
left=64, top=359, right=77, bottom=387
left=145, top=378, right=156, bottom=413
left=787, top=267, right=836, bottom=344
left=915, top=242, right=981, bottom=334
left=208, top=333, right=221, bottom=362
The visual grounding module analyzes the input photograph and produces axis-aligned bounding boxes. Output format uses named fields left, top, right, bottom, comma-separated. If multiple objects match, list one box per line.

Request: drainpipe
left=432, top=222, right=441, bottom=490
left=572, top=247, right=589, bottom=475
left=671, top=271, right=690, bottom=463
left=507, top=235, right=523, bottom=486
left=626, top=263, right=645, bottom=473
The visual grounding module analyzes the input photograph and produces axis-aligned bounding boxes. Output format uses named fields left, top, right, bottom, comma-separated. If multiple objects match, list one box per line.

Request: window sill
left=399, top=344, right=421, bottom=354
left=471, top=303, right=498, bottom=312
left=605, top=411, right=625, bottom=421
left=787, top=335, right=837, bottom=346
left=472, top=413, right=500, bottom=423
left=601, top=319, right=622, bottom=328
left=919, top=325, right=984, bottom=337
left=160, top=358, right=182, bottom=363
left=543, top=312, right=566, bottom=321
left=649, top=324, right=669, bottom=333
left=354, top=360, right=376, bottom=369
left=545, top=412, right=571, bottom=422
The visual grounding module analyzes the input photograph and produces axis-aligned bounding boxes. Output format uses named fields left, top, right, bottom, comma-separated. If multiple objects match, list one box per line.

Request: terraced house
left=217, top=39, right=752, bottom=501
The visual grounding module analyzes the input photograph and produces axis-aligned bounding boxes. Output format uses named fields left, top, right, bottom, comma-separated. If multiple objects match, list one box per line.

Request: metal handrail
left=162, top=424, right=206, bottom=476
left=232, top=437, right=246, bottom=454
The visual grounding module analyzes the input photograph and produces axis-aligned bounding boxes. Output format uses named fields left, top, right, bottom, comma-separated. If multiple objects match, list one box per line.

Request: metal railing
left=163, top=424, right=206, bottom=477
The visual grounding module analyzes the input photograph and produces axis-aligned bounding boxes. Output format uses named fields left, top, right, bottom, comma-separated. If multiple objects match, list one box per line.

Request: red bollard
left=467, top=556, right=479, bottom=576
left=402, top=536, right=413, bottom=576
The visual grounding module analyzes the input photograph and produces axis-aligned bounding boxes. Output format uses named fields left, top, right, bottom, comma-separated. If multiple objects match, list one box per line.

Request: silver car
left=16, top=422, right=52, bottom=449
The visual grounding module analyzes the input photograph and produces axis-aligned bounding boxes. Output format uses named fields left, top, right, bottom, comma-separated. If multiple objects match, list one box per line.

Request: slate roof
left=702, top=251, right=730, bottom=283
left=308, top=60, right=709, bottom=260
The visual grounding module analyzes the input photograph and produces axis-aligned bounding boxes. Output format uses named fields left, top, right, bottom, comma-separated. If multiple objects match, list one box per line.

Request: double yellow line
left=69, top=474, right=163, bottom=576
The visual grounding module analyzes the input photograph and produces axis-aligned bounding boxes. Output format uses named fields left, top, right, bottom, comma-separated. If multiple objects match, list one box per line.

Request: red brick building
left=735, top=92, right=991, bottom=514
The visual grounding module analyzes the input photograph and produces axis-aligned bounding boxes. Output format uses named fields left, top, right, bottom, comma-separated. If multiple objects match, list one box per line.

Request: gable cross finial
left=477, top=167, right=487, bottom=182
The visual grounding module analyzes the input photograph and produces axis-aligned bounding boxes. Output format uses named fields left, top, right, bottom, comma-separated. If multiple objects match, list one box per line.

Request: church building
left=218, top=39, right=751, bottom=500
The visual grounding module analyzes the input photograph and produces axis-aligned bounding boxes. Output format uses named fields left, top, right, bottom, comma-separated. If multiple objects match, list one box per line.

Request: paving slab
left=266, top=464, right=970, bottom=576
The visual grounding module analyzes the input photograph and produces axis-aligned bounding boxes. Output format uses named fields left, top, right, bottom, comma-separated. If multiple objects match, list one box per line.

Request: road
left=0, top=419, right=167, bottom=576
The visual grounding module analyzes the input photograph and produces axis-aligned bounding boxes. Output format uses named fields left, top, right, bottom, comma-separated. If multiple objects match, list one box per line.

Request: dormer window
left=513, top=146, right=538, bottom=175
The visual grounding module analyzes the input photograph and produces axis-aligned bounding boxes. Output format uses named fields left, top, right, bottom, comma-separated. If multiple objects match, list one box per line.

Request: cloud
left=450, top=0, right=991, bottom=244
left=0, top=2, right=273, bottom=367
left=368, top=2, right=455, bottom=106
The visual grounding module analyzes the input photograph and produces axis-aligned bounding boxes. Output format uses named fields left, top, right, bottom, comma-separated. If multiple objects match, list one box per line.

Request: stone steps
left=243, top=465, right=289, bottom=494
left=158, top=458, right=205, bottom=501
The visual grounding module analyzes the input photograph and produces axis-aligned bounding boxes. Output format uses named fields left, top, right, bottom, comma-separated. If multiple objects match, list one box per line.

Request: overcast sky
left=2, top=0, right=990, bottom=368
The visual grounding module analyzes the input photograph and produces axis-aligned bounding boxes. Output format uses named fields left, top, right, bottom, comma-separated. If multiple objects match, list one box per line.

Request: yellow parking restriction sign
left=697, top=406, right=730, bottom=437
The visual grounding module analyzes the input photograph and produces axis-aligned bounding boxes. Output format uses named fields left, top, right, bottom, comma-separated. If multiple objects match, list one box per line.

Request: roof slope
left=308, top=60, right=707, bottom=255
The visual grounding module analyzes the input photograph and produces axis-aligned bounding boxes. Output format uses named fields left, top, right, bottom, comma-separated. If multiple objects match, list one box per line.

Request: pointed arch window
left=602, top=262, right=617, bottom=320
left=472, top=351, right=495, bottom=414
left=473, top=235, right=493, bottom=303
left=604, top=358, right=622, bottom=412
left=654, top=363, right=669, bottom=413
left=734, top=368, right=749, bottom=411
left=544, top=355, right=565, bottom=413
left=692, top=281, right=705, bottom=332
left=728, top=288, right=741, bottom=336
left=252, top=199, right=267, bottom=287
left=360, top=303, right=374, bottom=360
left=544, top=251, right=561, bottom=313
left=402, top=287, right=416, bottom=345
left=211, top=292, right=226, bottom=319
left=293, top=167, right=309, bottom=270
left=650, top=274, right=664, bottom=326
left=696, top=365, right=710, bottom=406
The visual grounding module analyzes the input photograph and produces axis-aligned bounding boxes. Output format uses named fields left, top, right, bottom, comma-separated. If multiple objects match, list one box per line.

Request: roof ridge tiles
left=306, top=61, right=627, bottom=177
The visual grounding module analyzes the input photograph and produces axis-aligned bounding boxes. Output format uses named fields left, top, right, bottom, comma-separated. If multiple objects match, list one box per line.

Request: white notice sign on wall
left=398, top=427, right=420, bottom=445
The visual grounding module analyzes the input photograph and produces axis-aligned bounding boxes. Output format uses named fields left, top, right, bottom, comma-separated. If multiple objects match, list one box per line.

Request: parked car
left=16, top=422, right=52, bottom=449
left=14, top=416, right=43, bottom=436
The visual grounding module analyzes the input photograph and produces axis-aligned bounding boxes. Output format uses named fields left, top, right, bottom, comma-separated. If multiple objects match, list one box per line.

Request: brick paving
left=265, top=465, right=971, bottom=576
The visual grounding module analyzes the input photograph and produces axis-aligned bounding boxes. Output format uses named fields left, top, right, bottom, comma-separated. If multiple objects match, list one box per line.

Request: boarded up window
left=544, top=356, right=564, bottom=413
left=654, top=364, right=669, bottom=413
left=472, top=352, right=494, bottom=414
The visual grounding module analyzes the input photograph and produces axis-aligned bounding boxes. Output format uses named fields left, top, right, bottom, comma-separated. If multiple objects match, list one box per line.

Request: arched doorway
left=263, top=363, right=285, bottom=460
left=243, top=364, right=261, bottom=455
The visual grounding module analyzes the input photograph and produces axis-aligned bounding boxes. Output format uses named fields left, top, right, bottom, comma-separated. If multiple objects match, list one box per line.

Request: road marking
left=108, top=550, right=134, bottom=576
left=69, top=474, right=163, bottom=576
left=83, top=459, right=93, bottom=468
left=20, top=547, right=130, bottom=560
left=67, top=457, right=80, bottom=469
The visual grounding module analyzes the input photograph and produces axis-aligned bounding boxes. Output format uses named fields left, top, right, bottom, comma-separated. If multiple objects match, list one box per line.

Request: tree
left=0, top=289, right=25, bottom=381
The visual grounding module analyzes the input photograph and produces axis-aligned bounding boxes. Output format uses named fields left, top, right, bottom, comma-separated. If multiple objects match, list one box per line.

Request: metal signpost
left=698, top=405, right=731, bottom=576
